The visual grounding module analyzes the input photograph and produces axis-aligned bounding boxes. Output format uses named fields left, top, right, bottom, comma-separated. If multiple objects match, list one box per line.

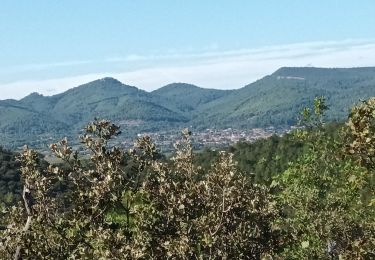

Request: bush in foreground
left=0, top=121, right=279, bottom=259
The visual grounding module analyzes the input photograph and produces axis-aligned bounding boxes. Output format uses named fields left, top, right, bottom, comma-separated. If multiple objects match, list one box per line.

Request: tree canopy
left=0, top=97, right=374, bottom=259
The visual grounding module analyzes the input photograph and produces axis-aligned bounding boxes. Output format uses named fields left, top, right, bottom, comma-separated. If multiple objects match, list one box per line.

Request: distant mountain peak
left=98, top=77, right=122, bottom=84
left=75, top=77, right=138, bottom=92
left=83, top=77, right=123, bottom=86
left=152, top=83, right=204, bottom=96
left=29, top=92, right=43, bottom=97
left=21, top=92, right=44, bottom=101
left=162, top=83, right=201, bottom=89
left=272, top=66, right=319, bottom=76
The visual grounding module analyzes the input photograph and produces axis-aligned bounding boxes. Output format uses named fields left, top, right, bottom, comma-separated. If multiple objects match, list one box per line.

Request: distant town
left=35, top=126, right=299, bottom=160
left=131, top=126, right=298, bottom=153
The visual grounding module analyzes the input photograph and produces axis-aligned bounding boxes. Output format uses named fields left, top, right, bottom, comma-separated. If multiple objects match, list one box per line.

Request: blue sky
left=1, top=0, right=375, bottom=99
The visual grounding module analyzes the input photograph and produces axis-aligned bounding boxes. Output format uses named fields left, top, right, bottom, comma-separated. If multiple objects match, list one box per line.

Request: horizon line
left=2, top=38, right=375, bottom=100
left=2, top=64, right=375, bottom=101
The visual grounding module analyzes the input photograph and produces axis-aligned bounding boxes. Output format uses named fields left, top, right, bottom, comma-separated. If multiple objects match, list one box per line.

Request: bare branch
left=14, top=186, right=33, bottom=260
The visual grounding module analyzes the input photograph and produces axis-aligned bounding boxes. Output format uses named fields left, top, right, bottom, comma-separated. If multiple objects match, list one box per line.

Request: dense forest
left=0, top=147, right=21, bottom=206
left=0, top=97, right=374, bottom=259
left=195, top=133, right=307, bottom=184
left=0, top=147, right=50, bottom=208
left=196, top=122, right=342, bottom=184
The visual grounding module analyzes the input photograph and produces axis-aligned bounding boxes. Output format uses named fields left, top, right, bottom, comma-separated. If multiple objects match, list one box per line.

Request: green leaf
left=301, top=241, right=309, bottom=248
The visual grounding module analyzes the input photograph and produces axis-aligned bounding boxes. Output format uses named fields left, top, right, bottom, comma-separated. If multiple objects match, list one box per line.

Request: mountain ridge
left=1, top=66, right=375, bottom=148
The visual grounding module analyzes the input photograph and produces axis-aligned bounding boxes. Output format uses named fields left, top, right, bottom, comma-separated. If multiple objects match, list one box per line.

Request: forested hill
left=152, top=83, right=232, bottom=112
left=1, top=66, right=375, bottom=148
left=191, top=67, right=375, bottom=129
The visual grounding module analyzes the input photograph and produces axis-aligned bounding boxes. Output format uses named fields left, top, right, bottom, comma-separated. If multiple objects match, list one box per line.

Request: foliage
left=0, top=147, right=22, bottom=207
left=1, top=95, right=375, bottom=258
left=0, top=120, right=280, bottom=259
left=274, top=97, right=375, bottom=258
left=131, top=129, right=280, bottom=258
left=0, top=147, right=49, bottom=208
left=196, top=134, right=307, bottom=184
left=346, top=97, right=375, bottom=169
left=0, top=120, right=130, bottom=259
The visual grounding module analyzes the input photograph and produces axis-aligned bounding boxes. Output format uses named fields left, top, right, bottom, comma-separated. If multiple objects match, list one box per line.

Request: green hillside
left=193, top=67, right=375, bottom=129
left=1, top=67, right=375, bottom=148
left=0, top=78, right=189, bottom=148
left=25, top=78, right=187, bottom=126
left=153, top=83, right=232, bottom=112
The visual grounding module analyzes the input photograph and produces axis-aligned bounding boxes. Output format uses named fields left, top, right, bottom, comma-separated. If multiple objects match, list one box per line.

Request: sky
left=1, top=0, right=375, bottom=99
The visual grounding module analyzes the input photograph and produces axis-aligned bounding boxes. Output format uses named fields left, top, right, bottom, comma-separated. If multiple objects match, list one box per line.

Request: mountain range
left=1, top=66, right=375, bottom=149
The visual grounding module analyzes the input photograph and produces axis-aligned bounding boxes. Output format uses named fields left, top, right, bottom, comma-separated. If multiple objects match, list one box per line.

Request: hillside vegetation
left=0, top=97, right=374, bottom=258
left=0, top=147, right=21, bottom=206
left=1, top=67, right=375, bottom=148
left=193, top=67, right=375, bottom=128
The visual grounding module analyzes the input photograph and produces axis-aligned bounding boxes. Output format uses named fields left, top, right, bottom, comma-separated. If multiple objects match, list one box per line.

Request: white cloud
left=1, top=39, right=375, bottom=100
left=2, top=60, right=94, bottom=74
